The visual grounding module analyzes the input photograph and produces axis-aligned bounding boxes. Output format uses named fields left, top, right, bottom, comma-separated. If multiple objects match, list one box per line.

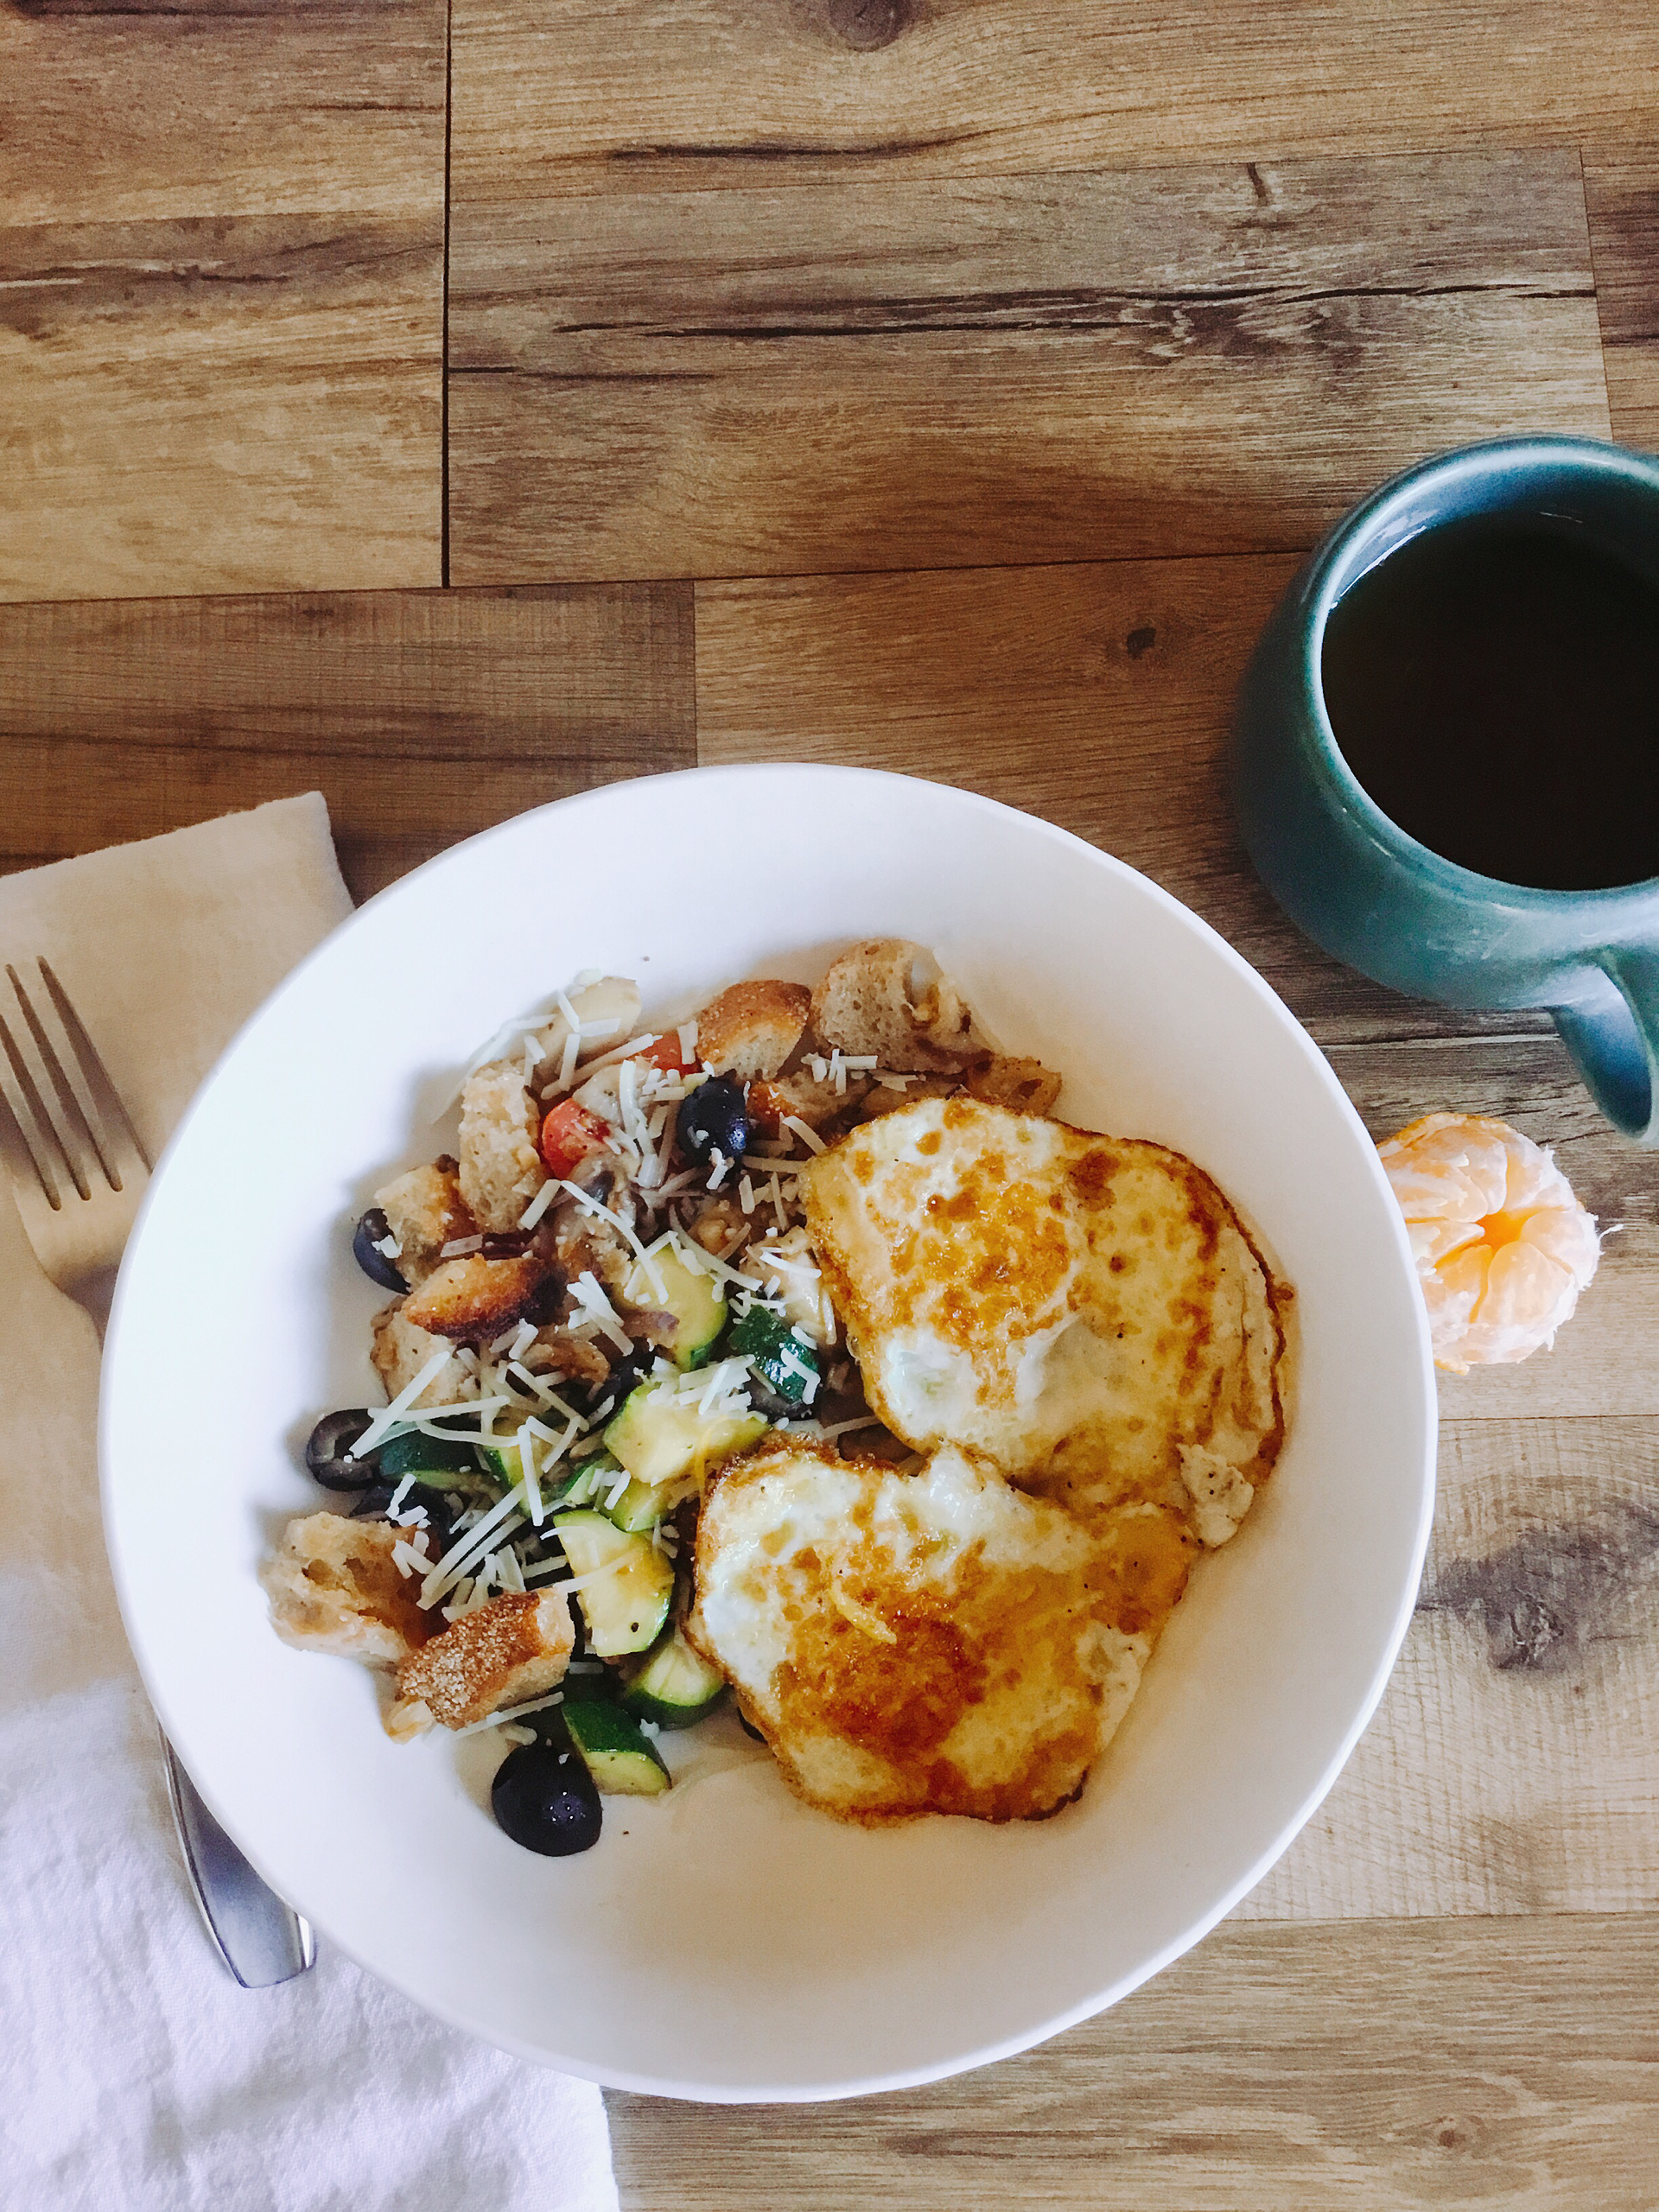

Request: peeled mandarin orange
left=1377, top=1113, right=1599, bottom=1373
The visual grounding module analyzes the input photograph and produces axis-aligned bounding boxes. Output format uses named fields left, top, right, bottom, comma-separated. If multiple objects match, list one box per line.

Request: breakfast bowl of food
left=100, top=766, right=1435, bottom=2101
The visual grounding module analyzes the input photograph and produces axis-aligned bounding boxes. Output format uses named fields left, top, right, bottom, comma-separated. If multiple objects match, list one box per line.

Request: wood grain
left=608, top=1910, right=1659, bottom=2209
left=0, top=219, right=442, bottom=601
left=0, top=585, right=696, bottom=899
left=0, top=0, right=445, bottom=600
left=448, top=149, right=1608, bottom=583
left=1585, top=144, right=1659, bottom=453
left=0, top=0, right=443, bottom=226
left=1248, top=1418, right=1659, bottom=1919
left=450, top=0, right=1659, bottom=201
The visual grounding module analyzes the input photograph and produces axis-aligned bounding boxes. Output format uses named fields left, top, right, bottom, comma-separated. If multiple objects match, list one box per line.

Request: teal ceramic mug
left=1234, top=435, right=1659, bottom=1144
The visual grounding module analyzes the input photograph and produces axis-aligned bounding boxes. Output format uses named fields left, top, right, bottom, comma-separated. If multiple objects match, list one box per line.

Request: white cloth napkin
left=0, top=799, right=620, bottom=2212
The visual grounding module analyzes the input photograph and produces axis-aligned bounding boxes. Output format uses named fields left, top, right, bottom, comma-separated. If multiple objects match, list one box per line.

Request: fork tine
left=0, top=1001, right=78, bottom=1205
left=0, top=1044, right=63, bottom=1216
left=6, top=964, right=104, bottom=1198
left=35, top=960, right=150, bottom=1189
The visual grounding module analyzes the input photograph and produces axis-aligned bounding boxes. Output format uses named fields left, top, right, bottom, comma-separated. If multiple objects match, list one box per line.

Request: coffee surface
left=1321, top=516, right=1659, bottom=890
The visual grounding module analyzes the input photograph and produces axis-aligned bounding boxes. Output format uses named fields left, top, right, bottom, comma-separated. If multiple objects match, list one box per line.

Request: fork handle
left=160, top=1732, right=315, bottom=1987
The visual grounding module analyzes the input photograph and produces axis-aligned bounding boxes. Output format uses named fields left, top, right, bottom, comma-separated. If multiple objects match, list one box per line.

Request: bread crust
left=809, top=939, right=983, bottom=1073
left=696, top=980, right=812, bottom=1081
left=390, top=1589, right=575, bottom=1734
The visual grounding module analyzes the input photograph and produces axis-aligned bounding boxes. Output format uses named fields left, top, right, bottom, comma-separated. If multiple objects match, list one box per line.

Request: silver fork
left=0, top=957, right=315, bottom=1989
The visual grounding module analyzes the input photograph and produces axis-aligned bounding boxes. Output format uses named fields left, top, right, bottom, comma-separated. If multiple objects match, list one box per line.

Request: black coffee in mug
left=1319, top=513, right=1659, bottom=893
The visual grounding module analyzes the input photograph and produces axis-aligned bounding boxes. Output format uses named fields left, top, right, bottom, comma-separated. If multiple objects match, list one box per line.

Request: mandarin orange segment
left=1377, top=1113, right=1599, bottom=1372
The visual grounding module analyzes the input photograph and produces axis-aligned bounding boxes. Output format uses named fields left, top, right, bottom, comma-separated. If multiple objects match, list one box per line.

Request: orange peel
left=1378, top=1113, right=1599, bottom=1373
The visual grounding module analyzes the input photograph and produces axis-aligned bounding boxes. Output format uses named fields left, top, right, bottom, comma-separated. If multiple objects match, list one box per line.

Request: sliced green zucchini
left=552, top=1510, right=675, bottom=1656
left=602, top=1475, right=684, bottom=1534
left=563, top=1697, right=671, bottom=1796
left=474, top=1430, right=533, bottom=1488
left=621, top=1629, right=727, bottom=1730
left=604, top=1380, right=766, bottom=1489
left=620, top=1245, right=726, bottom=1370
left=378, top=1430, right=485, bottom=1488
left=728, top=1306, right=821, bottom=1407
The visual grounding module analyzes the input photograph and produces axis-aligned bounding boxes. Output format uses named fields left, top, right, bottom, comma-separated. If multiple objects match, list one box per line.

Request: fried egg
left=804, top=1096, right=1286, bottom=1546
left=689, top=1439, right=1188, bottom=1822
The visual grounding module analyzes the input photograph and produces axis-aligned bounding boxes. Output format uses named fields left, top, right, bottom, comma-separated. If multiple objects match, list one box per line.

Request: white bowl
left=102, top=766, right=1435, bottom=2101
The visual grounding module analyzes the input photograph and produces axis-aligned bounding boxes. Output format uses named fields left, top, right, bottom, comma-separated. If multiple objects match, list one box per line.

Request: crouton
left=372, top=1302, right=461, bottom=1402
left=402, top=1249, right=557, bottom=1339
left=748, top=1069, right=870, bottom=1135
left=965, top=1056, right=1063, bottom=1116
left=459, top=1061, right=546, bottom=1232
left=809, top=939, right=983, bottom=1073
left=695, top=980, right=812, bottom=1081
left=373, top=1159, right=474, bottom=1287
left=388, top=1589, right=575, bottom=1737
left=261, top=1512, right=434, bottom=1669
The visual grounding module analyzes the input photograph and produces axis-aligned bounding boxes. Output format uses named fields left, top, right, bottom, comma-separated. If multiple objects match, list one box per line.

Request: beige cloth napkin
left=0, top=799, right=619, bottom=2212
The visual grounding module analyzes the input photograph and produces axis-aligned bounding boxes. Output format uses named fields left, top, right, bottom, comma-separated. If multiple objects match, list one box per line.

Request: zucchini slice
left=563, top=1698, right=671, bottom=1796
left=552, top=1510, right=675, bottom=1656
left=377, top=1430, right=485, bottom=1490
left=621, top=1629, right=727, bottom=1730
left=620, top=1245, right=726, bottom=1370
left=728, top=1306, right=821, bottom=1408
left=604, top=1381, right=766, bottom=1489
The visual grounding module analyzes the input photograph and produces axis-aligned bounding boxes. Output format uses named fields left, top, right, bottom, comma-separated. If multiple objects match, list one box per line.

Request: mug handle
left=1554, top=947, right=1659, bottom=1146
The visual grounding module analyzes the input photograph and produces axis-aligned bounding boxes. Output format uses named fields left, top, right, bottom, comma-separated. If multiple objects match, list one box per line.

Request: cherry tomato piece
left=634, top=1033, right=692, bottom=1073
left=540, top=1098, right=611, bottom=1176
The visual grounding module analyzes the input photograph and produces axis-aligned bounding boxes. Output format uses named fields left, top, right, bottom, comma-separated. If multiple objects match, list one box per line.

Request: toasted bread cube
left=372, top=1302, right=461, bottom=1402
left=965, top=1055, right=1063, bottom=1116
left=403, top=1250, right=554, bottom=1339
left=373, top=1159, right=474, bottom=1287
left=460, top=1061, right=547, bottom=1232
left=390, top=1590, right=575, bottom=1735
left=261, top=1512, right=434, bottom=1669
left=810, top=939, right=982, bottom=1073
left=696, top=980, right=812, bottom=1081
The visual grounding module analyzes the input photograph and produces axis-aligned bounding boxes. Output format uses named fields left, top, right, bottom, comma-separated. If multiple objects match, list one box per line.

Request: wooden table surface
left=5, top=1, right=1659, bottom=2202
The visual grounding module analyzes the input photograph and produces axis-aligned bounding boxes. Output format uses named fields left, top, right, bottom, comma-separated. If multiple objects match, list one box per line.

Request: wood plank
left=0, top=0, right=445, bottom=601
left=608, top=1910, right=1659, bottom=2211
left=0, top=219, right=442, bottom=601
left=451, top=0, right=1659, bottom=202
left=1246, top=1417, right=1659, bottom=1919
left=0, top=0, right=443, bottom=227
left=1585, top=144, right=1659, bottom=453
left=0, top=584, right=695, bottom=899
left=448, top=149, right=1607, bottom=582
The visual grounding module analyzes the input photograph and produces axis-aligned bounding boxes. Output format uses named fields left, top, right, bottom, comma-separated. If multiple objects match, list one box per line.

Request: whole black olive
left=353, top=1208, right=408, bottom=1293
left=492, top=1743, right=603, bottom=1856
left=306, top=1408, right=380, bottom=1490
left=676, top=1076, right=748, bottom=1168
